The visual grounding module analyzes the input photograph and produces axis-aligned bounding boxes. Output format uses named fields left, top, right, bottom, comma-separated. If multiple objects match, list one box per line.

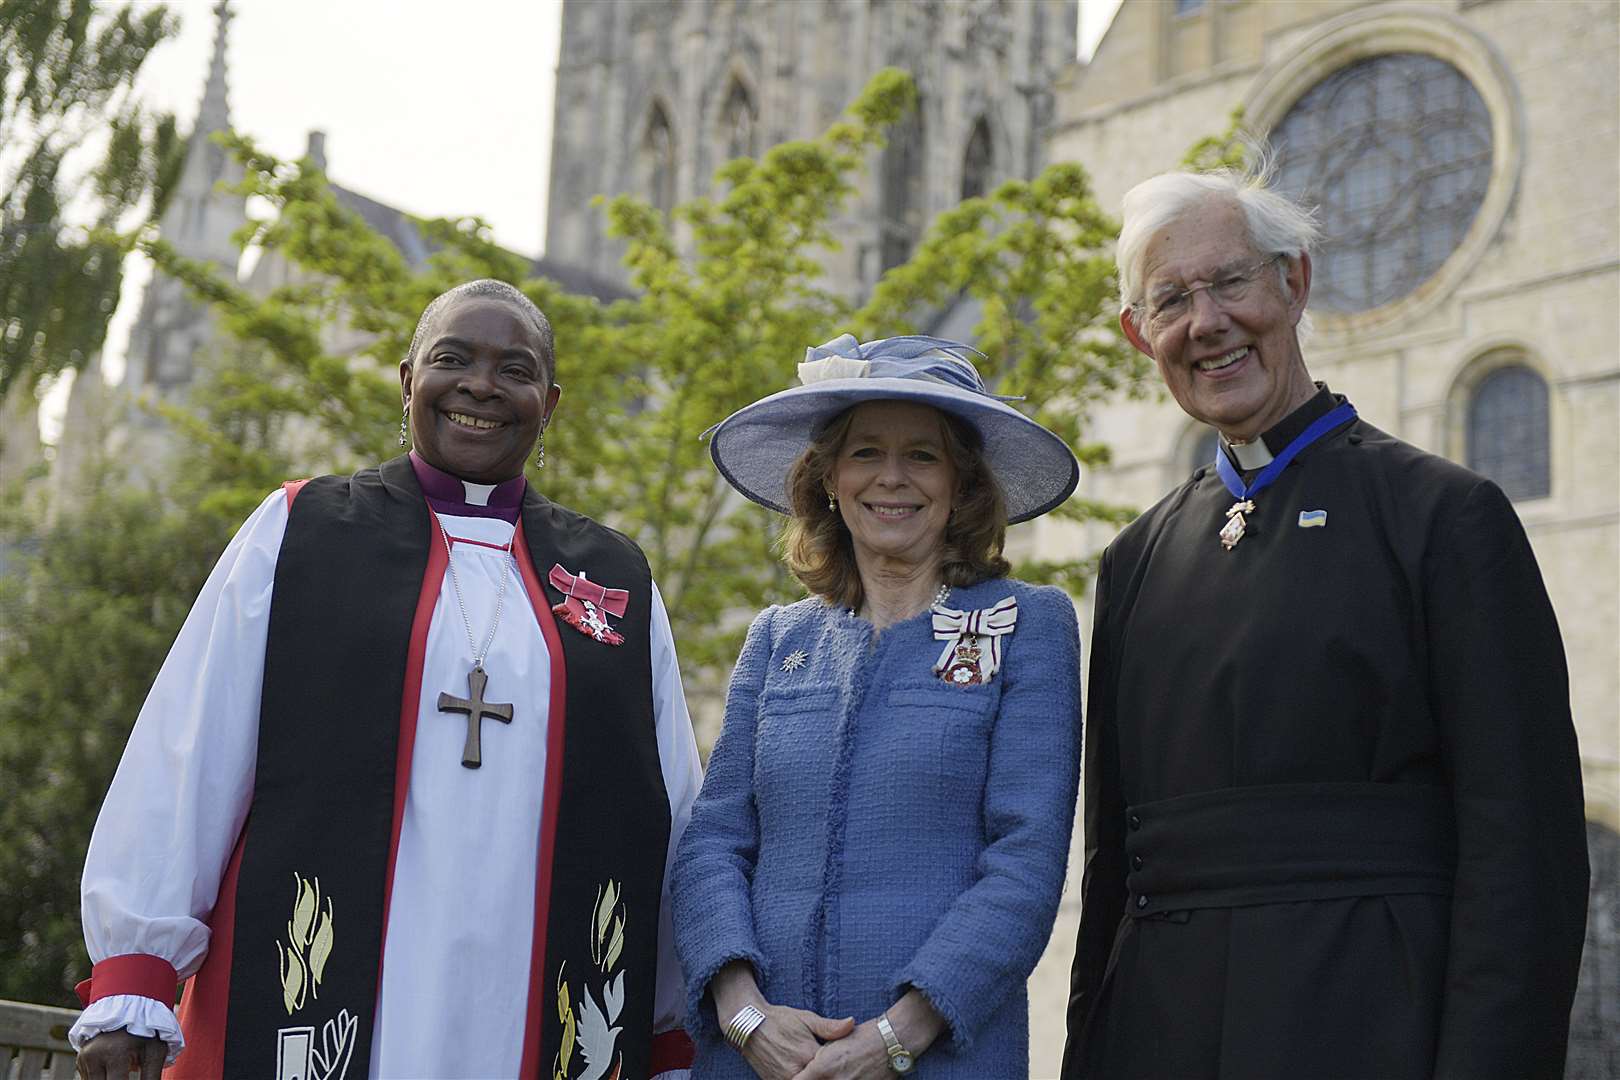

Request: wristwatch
left=876, top=1013, right=915, bottom=1074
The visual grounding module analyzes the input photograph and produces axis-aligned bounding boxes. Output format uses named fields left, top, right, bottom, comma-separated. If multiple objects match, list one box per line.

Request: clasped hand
left=740, top=1005, right=893, bottom=1080
left=76, top=1029, right=166, bottom=1080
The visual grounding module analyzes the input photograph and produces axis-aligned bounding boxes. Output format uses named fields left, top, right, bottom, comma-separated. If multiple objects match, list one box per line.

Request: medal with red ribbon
left=548, top=564, right=628, bottom=646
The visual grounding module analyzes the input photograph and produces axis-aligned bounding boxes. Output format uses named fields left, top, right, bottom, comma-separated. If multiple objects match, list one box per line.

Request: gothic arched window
left=720, top=78, right=757, bottom=161
left=961, top=117, right=993, bottom=201
left=1271, top=53, right=1494, bottom=313
left=1468, top=364, right=1550, bottom=500
left=641, top=105, right=677, bottom=216
left=880, top=106, right=926, bottom=271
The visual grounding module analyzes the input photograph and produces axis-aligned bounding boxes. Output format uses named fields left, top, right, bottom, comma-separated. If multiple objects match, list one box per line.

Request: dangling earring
left=827, top=492, right=838, bottom=512
left=535, top=430, right=546, bottom=469
left=399, top=406, right=409, bottom=448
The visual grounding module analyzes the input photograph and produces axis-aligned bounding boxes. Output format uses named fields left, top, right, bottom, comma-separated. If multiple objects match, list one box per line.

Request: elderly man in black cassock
left=1060, top=169, right=1590, bottom=1080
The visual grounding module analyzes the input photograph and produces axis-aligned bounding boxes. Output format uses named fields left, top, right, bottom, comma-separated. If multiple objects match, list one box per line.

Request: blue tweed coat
left=672, top=577, right=1082, bottom=1078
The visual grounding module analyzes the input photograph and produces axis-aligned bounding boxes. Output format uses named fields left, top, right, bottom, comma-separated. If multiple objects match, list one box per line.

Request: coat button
left=1129, top=814, right=1141, bottom=830
left=1136, top=895, right=1149, bottom=909
left=1132, top=855, right=1144, bottom=870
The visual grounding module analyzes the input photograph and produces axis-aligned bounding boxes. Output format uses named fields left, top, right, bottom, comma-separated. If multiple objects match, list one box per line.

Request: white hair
left=1116, top=163, right=1321, bottom=319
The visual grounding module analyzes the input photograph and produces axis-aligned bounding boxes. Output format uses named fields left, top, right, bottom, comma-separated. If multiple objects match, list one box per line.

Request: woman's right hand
left=711, top=959, right=855, bottom=1080
left=739, top=1005, right=855, bottom=1080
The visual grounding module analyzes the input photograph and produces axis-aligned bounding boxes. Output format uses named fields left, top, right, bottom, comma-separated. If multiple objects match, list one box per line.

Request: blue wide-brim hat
left=707, top=334, right=1080, bottom=524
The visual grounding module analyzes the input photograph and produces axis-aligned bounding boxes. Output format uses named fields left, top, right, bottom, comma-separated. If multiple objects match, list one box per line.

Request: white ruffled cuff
left=68, top=994, right=185, bottom=1064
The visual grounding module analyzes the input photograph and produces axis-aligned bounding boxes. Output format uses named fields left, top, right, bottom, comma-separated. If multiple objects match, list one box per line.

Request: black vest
left=218, top=456, right=669, bottom=1078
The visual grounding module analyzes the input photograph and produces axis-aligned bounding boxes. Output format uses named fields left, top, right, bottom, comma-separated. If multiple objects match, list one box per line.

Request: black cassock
left=1062, top=389, right=1589, bottom=1080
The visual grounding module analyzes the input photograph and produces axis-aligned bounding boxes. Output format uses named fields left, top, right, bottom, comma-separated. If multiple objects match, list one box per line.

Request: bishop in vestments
left=72, top=281, right=701, bottom=1080
left=1061, top=171, right=1589, bottom=1079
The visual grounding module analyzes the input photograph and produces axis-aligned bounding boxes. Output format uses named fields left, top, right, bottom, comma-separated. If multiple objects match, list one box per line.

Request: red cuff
left=75, top=954, right=180, bottom=1008
left=650, top=1028, right=695, bottom=1072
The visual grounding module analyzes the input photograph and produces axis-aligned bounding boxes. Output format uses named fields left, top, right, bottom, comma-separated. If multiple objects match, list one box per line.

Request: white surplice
left=70, top=487, right=701, bottom=1080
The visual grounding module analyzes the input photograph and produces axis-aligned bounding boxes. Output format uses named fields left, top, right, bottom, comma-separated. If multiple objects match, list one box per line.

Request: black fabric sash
left=520, top=489, right=668, bottom=1080
left=1125, top=782, right=1456, bottom=917
left=220, top=456, right=668, bottom=1079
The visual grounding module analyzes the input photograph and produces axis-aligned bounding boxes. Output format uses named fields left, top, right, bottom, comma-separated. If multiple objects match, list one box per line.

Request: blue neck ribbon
left=1214, top=401, right=1358, bottom=502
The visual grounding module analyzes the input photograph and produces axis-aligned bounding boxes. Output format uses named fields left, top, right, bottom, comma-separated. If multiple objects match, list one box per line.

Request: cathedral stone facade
left=544, top=0, right=1078, bottom=297
left=1028, top=3, right=1618, bottom=1074
left=48, top=4, right=246, bottom=492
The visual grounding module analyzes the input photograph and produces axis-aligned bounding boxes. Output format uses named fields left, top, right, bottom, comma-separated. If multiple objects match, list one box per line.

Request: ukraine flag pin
left=1298, top=509, right=1328, bottom=528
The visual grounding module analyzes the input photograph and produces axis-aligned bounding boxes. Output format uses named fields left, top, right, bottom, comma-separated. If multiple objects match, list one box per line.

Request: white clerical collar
left=461, top=480, right=497, bottom=506
left=1221, top=436, right=1274, bottom=471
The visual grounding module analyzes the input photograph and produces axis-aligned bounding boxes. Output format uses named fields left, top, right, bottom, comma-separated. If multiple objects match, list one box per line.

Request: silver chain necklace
left=432, top=512, right=518, bottom=769
left=436, top=513, right=516, bottom=666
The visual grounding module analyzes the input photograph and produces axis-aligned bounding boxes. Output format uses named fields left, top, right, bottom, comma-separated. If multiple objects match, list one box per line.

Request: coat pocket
left=754, top=688, right=840, bottom=789
left=884, top=678, right=999, bottom=789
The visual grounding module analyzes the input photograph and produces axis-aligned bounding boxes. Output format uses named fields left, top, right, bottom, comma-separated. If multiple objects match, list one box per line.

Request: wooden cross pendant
left=436, top=665, right=513, bottom=769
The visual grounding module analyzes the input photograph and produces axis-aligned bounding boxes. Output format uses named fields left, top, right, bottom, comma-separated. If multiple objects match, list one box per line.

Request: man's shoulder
left=1106, top=472, right=1204, bottom=561
left=1340, top=420, right=1503, bottom=519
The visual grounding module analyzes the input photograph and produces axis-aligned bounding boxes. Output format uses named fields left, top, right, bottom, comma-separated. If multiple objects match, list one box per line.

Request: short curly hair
left=781, top=403, right=1010, bottom=611
left=406, top=279, right=556, bottom=383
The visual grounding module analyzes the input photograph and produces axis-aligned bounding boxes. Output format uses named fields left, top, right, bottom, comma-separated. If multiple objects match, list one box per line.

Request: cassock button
left=1129, top=813, right=1142, bottom=830
left=1132, top=855, right=1144, bottom=871
left=1136, top=895, right=1149, bottom=910
left=1348, top=433, right=1363, bottom=445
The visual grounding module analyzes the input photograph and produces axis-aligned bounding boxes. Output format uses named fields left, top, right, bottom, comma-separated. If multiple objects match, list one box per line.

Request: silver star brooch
left=780, top=649, right=809, bottom=673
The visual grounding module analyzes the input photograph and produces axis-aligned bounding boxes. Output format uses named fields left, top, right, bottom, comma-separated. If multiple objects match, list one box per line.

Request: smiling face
left=399, top=296, right=560, bottom=483
left=830, top=400, right=959, bottom=573
left=1123, top=197, right=1317, bottom=442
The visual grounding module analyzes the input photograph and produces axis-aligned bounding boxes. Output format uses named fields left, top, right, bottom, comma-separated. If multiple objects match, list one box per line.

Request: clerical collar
left=408, top=451, right=526, bottom=522
left=1219, top=384, right=1339, bottom=473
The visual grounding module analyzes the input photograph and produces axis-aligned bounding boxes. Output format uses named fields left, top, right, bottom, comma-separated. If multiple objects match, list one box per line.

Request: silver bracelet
left=724, top=1003, right=768, bottom=1051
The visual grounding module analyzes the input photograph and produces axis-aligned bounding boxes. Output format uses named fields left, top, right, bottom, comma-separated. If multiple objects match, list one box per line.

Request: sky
left=50, top=0, right=1120, bottom=435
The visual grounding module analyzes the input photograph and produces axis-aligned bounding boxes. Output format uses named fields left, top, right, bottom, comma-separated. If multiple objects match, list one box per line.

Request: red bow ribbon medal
left=548, top=564, right=628, bottom=646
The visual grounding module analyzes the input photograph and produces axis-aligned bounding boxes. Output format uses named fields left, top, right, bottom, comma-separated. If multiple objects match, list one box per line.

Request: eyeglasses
left=1135, top=254, right=1284, bottom=331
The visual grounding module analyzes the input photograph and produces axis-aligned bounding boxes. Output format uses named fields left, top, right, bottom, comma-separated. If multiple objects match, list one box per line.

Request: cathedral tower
left=121, top=0, right=247, bottom=397
left=544, top=0, right=1078, bottom=296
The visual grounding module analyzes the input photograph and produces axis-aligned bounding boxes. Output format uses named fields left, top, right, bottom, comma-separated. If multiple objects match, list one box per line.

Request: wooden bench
left=0, top=999, right=78, bottom=1080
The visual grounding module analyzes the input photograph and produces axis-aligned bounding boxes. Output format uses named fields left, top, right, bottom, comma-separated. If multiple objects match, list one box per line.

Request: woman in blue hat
left=673, top=335, right=1084, bottom=1079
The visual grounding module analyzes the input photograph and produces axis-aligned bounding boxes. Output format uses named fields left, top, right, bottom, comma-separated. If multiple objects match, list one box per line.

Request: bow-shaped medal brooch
left=931, top=595, right=1018, bottom=686
left=548, top=564, right=628, bottom=646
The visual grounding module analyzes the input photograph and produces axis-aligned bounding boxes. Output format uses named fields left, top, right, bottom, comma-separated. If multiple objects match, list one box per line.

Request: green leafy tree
left=0, top=456, right=234, bottom=1005
left=1181, top=106, right=1251, bottom=173
left=0, top=0, right=183, bottom=403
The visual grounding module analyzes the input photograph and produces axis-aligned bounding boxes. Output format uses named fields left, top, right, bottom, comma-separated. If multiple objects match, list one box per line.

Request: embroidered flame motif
left=554, top=879, right=629, bottom=1080
left=277, top=873, right=334, bottom=1015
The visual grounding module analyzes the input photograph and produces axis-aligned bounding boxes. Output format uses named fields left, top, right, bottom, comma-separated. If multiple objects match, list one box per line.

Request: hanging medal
left=943, top=638, right=987, bottom=685
left=931, top=595, right=1019, bottom=686
left=548, top=564, right=628, bottom=645
left=1220, top=499, right=1255, bottom=550
left=1212, top=401, right=1357, bottom=551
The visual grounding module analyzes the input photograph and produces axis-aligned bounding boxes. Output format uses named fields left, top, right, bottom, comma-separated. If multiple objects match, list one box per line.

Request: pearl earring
left=827, top=492, right=838, bottom=512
